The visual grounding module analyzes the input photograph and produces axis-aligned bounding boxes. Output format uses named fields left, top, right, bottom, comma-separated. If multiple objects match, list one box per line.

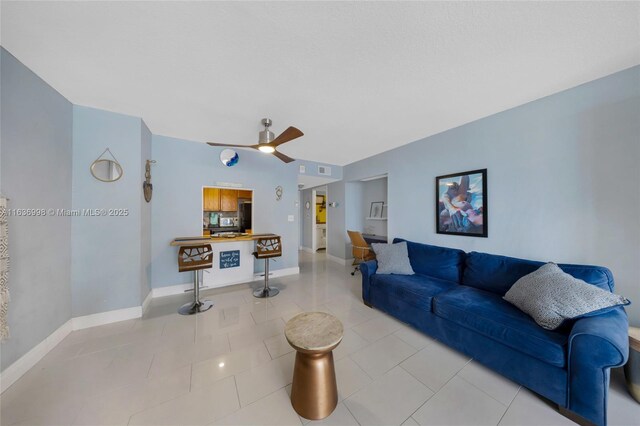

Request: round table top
left=285, top=312, right=344, bottom=353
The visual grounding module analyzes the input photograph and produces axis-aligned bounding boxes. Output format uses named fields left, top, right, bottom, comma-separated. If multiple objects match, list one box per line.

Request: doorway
left=311, top=186, right=328, bottom=252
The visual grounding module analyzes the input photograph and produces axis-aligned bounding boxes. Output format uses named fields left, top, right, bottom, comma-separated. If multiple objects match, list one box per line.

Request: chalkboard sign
left=220, top=250, right=240, bottom=269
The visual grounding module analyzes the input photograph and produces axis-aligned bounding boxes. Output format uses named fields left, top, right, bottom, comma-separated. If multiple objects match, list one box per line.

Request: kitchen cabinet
left=203, top=188, right=221, bottom=211
left=238, top=190, right=252, bottom=199
left=220, top=189, right=238, bottom=212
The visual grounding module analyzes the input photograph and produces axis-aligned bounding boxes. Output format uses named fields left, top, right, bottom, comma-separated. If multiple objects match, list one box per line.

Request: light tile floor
left=2, top=251, right=638, bottom=425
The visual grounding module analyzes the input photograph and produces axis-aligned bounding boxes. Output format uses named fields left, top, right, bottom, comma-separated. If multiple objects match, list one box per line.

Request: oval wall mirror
left=220, top=149, right=239, bottom=167
left=90, top=159, right=123, bottom=182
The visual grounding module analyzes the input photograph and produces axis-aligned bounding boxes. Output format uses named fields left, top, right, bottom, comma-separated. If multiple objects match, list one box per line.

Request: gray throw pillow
left=503, top=262, right=630, bottom=330
left=371, top=242, right=415, bottom=275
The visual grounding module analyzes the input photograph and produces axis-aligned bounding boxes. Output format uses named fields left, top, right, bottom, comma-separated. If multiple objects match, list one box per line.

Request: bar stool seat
left=253, top=236, right=282, bottom=298
left=177, top=244, right=214, bottom=315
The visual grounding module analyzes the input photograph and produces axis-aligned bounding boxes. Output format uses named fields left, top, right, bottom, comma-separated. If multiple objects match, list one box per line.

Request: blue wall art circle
left=220, top=149, right=239, bottom=167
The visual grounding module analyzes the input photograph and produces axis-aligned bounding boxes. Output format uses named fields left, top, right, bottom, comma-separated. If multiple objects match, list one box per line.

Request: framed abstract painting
left=436, top=169, right=487, bottom=237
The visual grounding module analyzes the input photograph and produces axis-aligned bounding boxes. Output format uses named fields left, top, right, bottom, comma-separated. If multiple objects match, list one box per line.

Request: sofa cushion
left=504, top=263, right=629, bottom=330
left=393, top=238, right=466, bottom=283
left=371, top=241, right=415, bottom=275
left=462, top=251, right=614, bottom=296
left=371, top=273, right=458, bottom=311
left=433, top=286, right=568, bottom=368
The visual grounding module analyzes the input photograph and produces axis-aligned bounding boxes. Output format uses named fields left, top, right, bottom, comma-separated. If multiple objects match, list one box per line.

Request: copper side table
left=625, top=326, right=640, bottom=403
left=285, top=312, right=344, bottom=420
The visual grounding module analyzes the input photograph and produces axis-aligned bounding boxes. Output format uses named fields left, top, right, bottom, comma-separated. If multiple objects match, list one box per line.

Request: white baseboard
left=0, top=319, right=73, bottom=393
left=151, top=282, right=192, bottom=298
left=326, top=254, right=354, bottom=265
left=72, top=306, right=142, bottom=331
left=300, top=246, right=314, bottom=254
left=253, top=266, right=300, bottom=281
left=142, top=290, right=153, bottom=315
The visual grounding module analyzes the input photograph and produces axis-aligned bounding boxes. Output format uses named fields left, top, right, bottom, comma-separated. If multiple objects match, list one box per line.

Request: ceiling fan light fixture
left=258, top=145, right=275, bottom=153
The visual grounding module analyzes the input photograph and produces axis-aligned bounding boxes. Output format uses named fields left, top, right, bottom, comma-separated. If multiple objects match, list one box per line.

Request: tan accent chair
left=347, top=231, right=376, bottom=276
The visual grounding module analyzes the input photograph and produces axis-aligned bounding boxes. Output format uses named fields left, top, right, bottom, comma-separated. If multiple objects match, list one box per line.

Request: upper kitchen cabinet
left=203, top=187, right=221, bottom=211
left=220, top=189, right=238, bottom=212
left=238, top=190, right=252, bottom=199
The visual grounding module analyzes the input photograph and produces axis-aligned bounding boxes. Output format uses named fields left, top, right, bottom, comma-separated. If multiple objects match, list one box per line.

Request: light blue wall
left=300, top=188, right=314, bottom=249
left=362, top=178, right=387, bottom=236
left=342, top=66, right=640, bottom=325
left=327, top=181, right=348, bottom=259
left=0, top=48, right=73, bottom=370
left=140, top=122, right=152, bottom=303
left=296, top=160, right=343, bottom=181
left=151, top=136, right=300, bottom=288
left=71, top=106, right=144, bottom=316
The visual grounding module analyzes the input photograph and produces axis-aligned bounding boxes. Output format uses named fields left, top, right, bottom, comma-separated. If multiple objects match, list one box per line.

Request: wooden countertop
left=170, top=233, right=279, bottom=247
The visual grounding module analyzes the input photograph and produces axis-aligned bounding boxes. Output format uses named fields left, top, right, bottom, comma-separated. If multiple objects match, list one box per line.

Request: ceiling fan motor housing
left=259, top=118, right=274, bottom=144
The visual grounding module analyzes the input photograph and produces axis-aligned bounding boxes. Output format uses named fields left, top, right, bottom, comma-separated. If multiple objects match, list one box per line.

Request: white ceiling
left=2, top=2, right=639, bottom=166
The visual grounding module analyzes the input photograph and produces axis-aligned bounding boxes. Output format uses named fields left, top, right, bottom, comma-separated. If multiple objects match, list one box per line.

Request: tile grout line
left=397, top=363, right=438, bottom=394
left=455, top=373, right=510, bottom=409
left=146, top=353, right=156, bottom=378
left=348, top=335, right=418, bottom=381
left=125, top=370, right=194, bottom=425
left=232, top=374, right=242, bottom=410
left=496, top=386, right=523, bottom=425
left=400, top=356, right=474, bottom=421
left=342, top=399, right=363, bottom=426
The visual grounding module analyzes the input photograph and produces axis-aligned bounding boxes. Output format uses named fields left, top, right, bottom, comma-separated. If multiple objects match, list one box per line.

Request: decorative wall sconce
left=143, top=160, right=156, bottom=202
left=275, top=186, right=283, bottom=201
left=328, top=201, right=340, bottom=208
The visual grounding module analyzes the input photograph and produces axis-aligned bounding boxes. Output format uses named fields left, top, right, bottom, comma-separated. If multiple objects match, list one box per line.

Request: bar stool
left=253, top=236, right=282, bottom=298
left=177, top=244, right=214, bottom=315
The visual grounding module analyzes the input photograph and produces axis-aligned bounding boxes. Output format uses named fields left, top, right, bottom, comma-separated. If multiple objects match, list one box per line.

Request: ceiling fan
left=207, top=118, right=303, bottom=163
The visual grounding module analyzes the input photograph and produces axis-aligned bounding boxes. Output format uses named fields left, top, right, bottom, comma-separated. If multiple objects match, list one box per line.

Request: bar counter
left=169, top=233, right=279, bottom=289
left=170, top=233, right=278, bottom=246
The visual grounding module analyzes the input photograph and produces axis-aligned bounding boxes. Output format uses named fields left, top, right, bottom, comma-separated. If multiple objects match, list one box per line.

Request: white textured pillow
left=371, top=242, right=415, bottom=275
left=503, top=263, right=629, bottom=330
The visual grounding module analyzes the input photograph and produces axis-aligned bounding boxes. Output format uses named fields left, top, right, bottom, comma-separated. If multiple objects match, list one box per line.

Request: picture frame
left=436, top=169, right=487, bottom=237
left=369, top=201, right=384, bottom=219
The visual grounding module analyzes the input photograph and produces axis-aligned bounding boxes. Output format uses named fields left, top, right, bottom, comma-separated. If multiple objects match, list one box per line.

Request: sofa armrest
left=568, top=307, right=629, bottom=368
left=360, top=260, right=377, bottom=303
left=566, top=307, right=629, bottom=425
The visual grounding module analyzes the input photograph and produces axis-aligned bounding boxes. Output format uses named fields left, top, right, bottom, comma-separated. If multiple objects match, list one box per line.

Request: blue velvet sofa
left=360, top=238, right=629, bottom=426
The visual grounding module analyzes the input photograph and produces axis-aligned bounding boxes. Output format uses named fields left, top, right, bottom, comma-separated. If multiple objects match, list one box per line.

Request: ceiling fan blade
left=272, top=150, right=296, bottom=163
left=270, top=127, right=304, bottom=147
left=207, top=142, right=258, bottom=149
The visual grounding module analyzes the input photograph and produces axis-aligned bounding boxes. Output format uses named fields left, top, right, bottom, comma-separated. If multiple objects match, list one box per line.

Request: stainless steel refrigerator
left=239, top=200, right=252, bottom=232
